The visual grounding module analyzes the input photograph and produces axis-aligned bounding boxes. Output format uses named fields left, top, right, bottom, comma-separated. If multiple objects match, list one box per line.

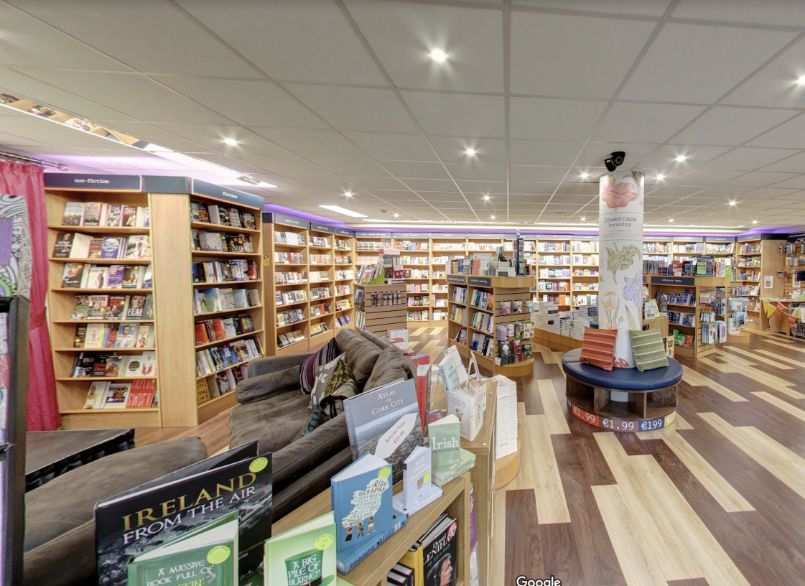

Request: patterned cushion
left=629, top=328, right=669, bottom=372
left=299, top=338, right=338, bottom=394
left=579, top=328, right=617, bottom=371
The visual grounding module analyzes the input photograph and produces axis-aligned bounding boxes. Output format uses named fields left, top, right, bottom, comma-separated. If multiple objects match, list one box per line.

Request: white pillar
left=598, top=171, right=644, bottom=368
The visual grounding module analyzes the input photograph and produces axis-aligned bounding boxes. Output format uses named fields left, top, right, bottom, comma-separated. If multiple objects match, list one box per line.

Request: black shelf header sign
left=310, top=222, right=334, bottom=233
left=705, top=236, right=736, bottom=243
left=651, top=276, right=695, bottom=286
left=355, top=231, right=391, bottom=238
left=45, top=173, right=142, bottom=191
left=191, top=179, right=265, bottom=209
left=447, top=275, right=467, bottom=284
left=468, top=276, right=492, bottom=287
left=273, top=213, right=310, bottom=229
left=335, top=228, right=354, bottom=237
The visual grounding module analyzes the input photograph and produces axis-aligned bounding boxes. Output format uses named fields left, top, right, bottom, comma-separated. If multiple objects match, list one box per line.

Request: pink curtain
left=0, top=161, right=60, bottom=430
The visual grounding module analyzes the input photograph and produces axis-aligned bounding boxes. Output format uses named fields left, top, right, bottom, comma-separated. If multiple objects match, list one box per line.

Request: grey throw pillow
left=235, top=364, right=301, bottom=404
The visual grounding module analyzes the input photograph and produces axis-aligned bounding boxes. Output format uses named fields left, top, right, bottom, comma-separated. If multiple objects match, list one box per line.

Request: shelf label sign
left=45, top=173, right=142, bottom=190
left=673, top=236, right=704, bottom=242
left=356, top=231, right=391, bottom=237
left=191, top=179, right=264, bottom=208
left=310, top=222, right=334, bottom=233
left=273, top=213, right=310, bottom=228
left=468, top=276, right=492, bottom=287
left=447, top=275, right=466, bottom=284
left=651, top=276, right=695, bottom=286
left=335, top=228, right=354, bottom=237
left=568, top=400, right=672, bottom=433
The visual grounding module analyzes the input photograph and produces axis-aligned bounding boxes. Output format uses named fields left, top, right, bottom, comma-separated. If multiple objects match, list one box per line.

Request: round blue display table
left=561, top=348, right=682, bottom=432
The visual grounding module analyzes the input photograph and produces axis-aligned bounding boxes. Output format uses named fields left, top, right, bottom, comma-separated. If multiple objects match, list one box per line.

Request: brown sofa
left=228, top=329, right=415, bottom=521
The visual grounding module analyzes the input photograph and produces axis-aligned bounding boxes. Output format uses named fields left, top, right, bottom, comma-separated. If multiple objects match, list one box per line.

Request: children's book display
left=392, top=446, right=443, bottom=516
left=264, top=512, right=337, bottom=586
left=343, top=378, right=426, bottom=484
left=94, top=442, right=272, bottom=586
left=331, top=453, right=407, bottom=573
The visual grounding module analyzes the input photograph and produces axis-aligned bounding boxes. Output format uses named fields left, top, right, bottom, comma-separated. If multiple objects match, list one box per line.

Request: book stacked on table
left=428, top=415, right=475, bottom=487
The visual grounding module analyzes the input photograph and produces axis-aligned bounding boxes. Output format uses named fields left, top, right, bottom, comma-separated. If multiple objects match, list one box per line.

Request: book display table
left=562, top=348, right=682, bottom=432
left=532, top=315, right=669, bottom=354
left=272, top=473, right=471, bottom=586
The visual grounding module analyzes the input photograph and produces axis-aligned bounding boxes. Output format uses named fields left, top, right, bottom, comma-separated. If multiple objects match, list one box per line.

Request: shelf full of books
left=264, top=214, right=356, bottom=356
left=45, top=174, right=266, bottom=428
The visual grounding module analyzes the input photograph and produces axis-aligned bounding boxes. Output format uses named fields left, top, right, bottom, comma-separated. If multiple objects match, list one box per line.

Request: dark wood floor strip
left=539, top=523, right=584, bottom=586
left=505, top=489, right=545, bottom=585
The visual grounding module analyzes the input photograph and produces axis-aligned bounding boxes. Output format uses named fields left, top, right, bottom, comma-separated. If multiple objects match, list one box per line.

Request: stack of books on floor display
left=559, top=306, right=597, bottom=341
left=533, top=301, right=560, bottom=333
left=493, top=375, right=518, bottom=459
left=95, top=442, right=272, bottom=586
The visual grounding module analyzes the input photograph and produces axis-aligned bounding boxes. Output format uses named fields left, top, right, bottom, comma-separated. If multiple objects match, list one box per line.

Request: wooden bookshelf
left=44, top=174, right=265, bottom=428
left=570, top=235, right=599, bottom=309
left=354, top=282, right=407, bottom=334
left=264, top=214, right=356, bottom=356
left=393, top=233, right=435, bottom=325
left=537, top=235, right=572, bottom=309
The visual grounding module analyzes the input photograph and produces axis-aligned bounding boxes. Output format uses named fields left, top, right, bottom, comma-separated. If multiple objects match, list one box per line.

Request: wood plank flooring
left=136, top=328, right=805, bottom=586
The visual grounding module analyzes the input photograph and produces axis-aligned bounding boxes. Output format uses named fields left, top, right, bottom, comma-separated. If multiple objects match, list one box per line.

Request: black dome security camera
left=604, top=151, right=626, bottom=172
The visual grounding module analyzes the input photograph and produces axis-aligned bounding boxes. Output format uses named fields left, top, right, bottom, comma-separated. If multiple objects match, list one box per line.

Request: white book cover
left=69, top=233, right=94, bottom=259
left=392, top=446, right=443, bottom=516
left=84, top=323, right=106, bottom=349
left=134, top=351, right=157, bottom=376
left=84, top=381, right=110, bottom=409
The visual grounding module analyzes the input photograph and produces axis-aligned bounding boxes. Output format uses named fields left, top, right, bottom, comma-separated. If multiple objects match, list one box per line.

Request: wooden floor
left=137, top=327, right=805, bottom=586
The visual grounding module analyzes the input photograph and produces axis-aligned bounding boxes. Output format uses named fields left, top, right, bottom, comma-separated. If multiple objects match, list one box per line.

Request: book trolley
left=45, top=174, right=265, bottom=428
left=446, top=275, right=535, bottom=377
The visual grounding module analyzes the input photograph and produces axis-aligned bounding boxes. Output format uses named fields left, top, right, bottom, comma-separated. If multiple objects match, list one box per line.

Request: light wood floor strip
left=722, top=346, right=794, bottom=370
left=757, top=338, right=805, bottom=354
left=429, top=327, right=444, bottom=334
left=490, top=481, right=507, bottom=586
left=537, top=378, right=571, bottom=435
left=756, top=349, right=805, bottom=367
left=699, top=358, right=804, bottom=398
left=680, top=364, right=747, bottom=402
left=526, top=414, right=571, bottom=524
left=592, top=483, right=669, bottom=586
left=420, top=339, right=442, bottom=355
left=411, top=327, right=428, bottom=337
left=751, top=391, right=805, bottom=423
left=511, top=403, right=534, bottom=491
left=699, top=412, right=805, bottom=500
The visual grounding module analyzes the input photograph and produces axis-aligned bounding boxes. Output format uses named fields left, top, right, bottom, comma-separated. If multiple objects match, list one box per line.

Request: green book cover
left=265, top=511, right=337, bottom=586
left=127, top=512, right=238, bottom=586
left=428, top=415, right=461, bottom=473
left=433, top=449, right=476, bottom=487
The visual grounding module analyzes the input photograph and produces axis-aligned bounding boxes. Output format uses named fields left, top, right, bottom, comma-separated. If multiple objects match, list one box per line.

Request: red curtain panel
left=0, top=161, right=60, bottom=430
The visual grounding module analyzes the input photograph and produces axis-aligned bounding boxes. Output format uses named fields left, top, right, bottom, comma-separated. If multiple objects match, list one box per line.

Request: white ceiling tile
left=0, top=3, right=128, bottom=70
left=637, top=145, right=731, bottom=172
left=455, top=181, right=506, bottom=195
left=510, top=182, right=559, bottom=194
left=429, top=137, right=506, bottom=164
left=669, top=169, right=745, bottom=185
left=280, top=174, right=354, bottom=190
left=737, top=187, right=802, bottom=200
left=174, top=0, right=386, bottom=85
left=342, top=132, right=437, bottom=161
left=620, top=23, right=796, bottom=103
left=444, top=163, right=506, bottom=182
left=0, top=130, right=45, bottom=147
left=511, top=12, right=654, bottom=99
left=405, top=179, right=459, bottom=192
left=672, top=106, right=799, bottom=146
left=510, top=140, right=584, bottom=166
left=7, top=0, right=259, bottom=77
left=380, top=161, right=450, bottom=180
left=344, top=0, right=504, bottom=93
left=233, top=154, right=332, bottom=176
left=763, top=175, right=805, bottom=189
left=512, top=0, right=671, bottom=16
left=576, top=142, right=661, bottom=169
left=673, top=0, right=805, bottom=27
left=723, top=172, right=799, bottom=188
left=306, top=157, right=391, bottom=177
left=746, top=114, right=805, bottom=150
left=550, top=194, right=597, bottom=205
left=510, top=97, right=606, bottom=140
left=722, top=39, right=805, bottom=109
left=147, top=123, right=294, bottom=156
left=251, top=128, right=368, bottom=158
left=554, top=183, right=598, bottom=195
left=759, top=151, right=805, bottom=173
left=697, top=147, right=800, bottom=171
left=95, top=121, right=213, bottom=153
left=510, top=194, right=552, bottom=204
left=510, top=166, right=568, bottom=183
left=417, top=192, right=467, bottom=202
left=341, top=177, right=408, bottom=191
left=193, top=153, right=267, bottom=175
left=595, top=102, right=705, bottom=143
left=694, top=185, right=754, bottom=198
left=12, top=69, right=230, bottom=124
left=401, top=92, right=505, bottom=138
left=283, top=85, right=418, bottom=133
left=0, top=110, right=132, bottom=149
left=155, top=78, right=327, bottom=129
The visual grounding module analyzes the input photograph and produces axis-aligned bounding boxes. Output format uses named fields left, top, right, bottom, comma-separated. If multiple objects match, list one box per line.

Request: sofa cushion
left=629, top=327, right=669, bottom=372
left=300, top=338, right=338, bottom=394
left=579, top=327, right=617, bottom=371
left=336, top=329, right=382, bottom=390
left=236, top=364, right=301, bottom=404
left=229, top=392, right=311, bottom=454
left=364, top=346, right=416, bottom=391
left=23, top=436, right=207, bottom=586
left=310, top=353, right=354, bottom=409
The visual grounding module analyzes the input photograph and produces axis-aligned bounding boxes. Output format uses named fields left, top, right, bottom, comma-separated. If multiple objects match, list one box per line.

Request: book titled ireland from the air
left=127, top=512, right=239, bottom=586
left=94, top=442, right=272, bottom=586
left=343, top=377, right=425, bottom=484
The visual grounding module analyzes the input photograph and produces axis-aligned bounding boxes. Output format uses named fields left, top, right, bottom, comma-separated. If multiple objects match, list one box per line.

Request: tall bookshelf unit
left=570, top=235, right=599, bottom=308
left=395, top=232, right=433, bottom=325
left=736, top=235, right=785, bottom=330
left=264, top=214, right=356, bottom=357
left=537, top=235, right=572, bottom=309
left=45, top=174, right=265, bottom=429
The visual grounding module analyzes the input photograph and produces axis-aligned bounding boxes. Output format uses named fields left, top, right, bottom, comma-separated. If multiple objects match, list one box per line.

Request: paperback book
left=264, top=512, right=337, bottom=586
left=392, top=446, right=443, bottom=516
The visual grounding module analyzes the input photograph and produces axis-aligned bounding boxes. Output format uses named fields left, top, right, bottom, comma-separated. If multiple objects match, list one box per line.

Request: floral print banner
left=599, top=170, right=644, bottom=368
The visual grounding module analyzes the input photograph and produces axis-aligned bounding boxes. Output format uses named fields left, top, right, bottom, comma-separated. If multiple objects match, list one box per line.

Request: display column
left=598, top=171, right=644, bottom=368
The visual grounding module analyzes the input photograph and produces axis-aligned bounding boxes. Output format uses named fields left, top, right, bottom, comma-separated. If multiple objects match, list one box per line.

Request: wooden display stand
left=45, top=174, right=265, bottom=428
left=354, top=282, right=407, bottom=334
left=495, top=438, right=521, bottom=489
left=272, top=473, right=471, bottom=586
left=447, top=275, right=534, bottom=377
left=264, top=214, right=356, bottom=357
left=735, top=235, right=785, bottom=330
left=536, top=235, right=572, bottom=310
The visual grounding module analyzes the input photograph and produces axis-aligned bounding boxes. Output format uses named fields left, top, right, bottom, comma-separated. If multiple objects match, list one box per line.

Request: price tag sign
left=567, top=400, right=670, bottom=433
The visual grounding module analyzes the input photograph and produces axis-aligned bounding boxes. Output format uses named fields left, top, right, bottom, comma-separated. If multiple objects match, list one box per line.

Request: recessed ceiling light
left=752, top=220, right=758, bottom=224
left=394, top=213, right=399, bottom=218
left=344, top=191, right=353, bottom=197
left=581, top=217, right=586, bottom=221
left=483, top=195, right=490, bottom=201
left=656, top=174, right=665, bottom=180
left=319, top=205, right=367, bottom=218
left=430, top=49, right=447, bottom=63
left=466, top=148, right=476, bottom=156
left=797, top=75, right=805, bottom=86
left=669, top=218, right=674, bottom=223
left=580, top=172, right=589, bottom=179
left=729, top=201, right=736, bottom=206
left=223, top=138, right=239, bottom=146
left=675, top=155, right=687, bottom=162
left=490, top=215, right=496, bottom=220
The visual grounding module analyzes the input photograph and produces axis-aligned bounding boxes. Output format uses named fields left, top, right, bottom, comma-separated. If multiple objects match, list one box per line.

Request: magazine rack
left=273, top=473, right=471, bottom=586
left=354, top=283, right=408, bottom=334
